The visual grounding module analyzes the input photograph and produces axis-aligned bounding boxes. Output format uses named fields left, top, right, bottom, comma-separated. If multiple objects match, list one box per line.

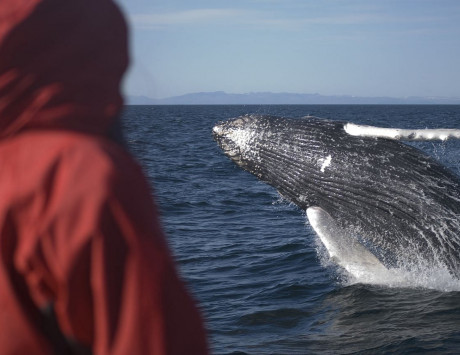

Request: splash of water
left=311, top=227, right=460, bottom=292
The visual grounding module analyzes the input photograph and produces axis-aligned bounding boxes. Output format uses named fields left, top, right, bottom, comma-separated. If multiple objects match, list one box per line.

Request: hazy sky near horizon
left=114, top=0, right=460, bottom=99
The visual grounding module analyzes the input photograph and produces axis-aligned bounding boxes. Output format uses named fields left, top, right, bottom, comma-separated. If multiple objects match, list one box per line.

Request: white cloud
left=129, top=8, right=248, bottom=29
left=128, top=7, right=444, bottom=33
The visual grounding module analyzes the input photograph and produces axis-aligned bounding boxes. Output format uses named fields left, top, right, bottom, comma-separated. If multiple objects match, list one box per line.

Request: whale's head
left=213, top=115, right=275, bottom=179
left=213, top=114, right=347, bottom=209
left=212, top=115, right=259, bottom=169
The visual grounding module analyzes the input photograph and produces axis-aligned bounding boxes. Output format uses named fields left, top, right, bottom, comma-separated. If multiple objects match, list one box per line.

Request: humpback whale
left=213, top=115, right=460, bottom=279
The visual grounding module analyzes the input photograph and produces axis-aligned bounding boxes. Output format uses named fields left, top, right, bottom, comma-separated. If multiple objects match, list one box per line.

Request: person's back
left=0, top=0, right=208, bottom=354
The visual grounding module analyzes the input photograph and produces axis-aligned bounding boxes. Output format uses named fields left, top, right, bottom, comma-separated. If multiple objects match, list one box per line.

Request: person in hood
left=0, top=0, right=208, bottom=354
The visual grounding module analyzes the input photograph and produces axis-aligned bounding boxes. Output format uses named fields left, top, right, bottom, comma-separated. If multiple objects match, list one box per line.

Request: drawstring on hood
left=0, top=0, right=129, bottom=139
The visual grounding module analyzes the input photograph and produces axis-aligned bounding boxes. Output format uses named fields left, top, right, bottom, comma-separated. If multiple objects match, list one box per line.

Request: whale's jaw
left=213, top=115, right=263, bottom=170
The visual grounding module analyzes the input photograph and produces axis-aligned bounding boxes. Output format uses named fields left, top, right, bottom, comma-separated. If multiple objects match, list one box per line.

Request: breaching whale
left=213, top=115, right=460, bottom=279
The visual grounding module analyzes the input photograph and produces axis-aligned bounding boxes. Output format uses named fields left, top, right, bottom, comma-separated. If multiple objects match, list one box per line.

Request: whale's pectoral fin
left=344, top=123, right=460, bottom=141
left=306, top=207, right=388, bottom=275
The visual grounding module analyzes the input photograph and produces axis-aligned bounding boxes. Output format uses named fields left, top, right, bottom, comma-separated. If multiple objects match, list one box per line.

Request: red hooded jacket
left=0, top=0, right=208, bottom=354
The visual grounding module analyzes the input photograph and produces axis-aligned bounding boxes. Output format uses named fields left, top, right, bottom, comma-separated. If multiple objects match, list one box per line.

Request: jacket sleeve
left=23, top=146, right=209, bottom=355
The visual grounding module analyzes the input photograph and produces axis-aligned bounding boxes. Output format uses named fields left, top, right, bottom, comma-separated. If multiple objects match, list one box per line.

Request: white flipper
left=306, top=207, right=388, bottom=278
left=344, top=123, right=460, bottom=141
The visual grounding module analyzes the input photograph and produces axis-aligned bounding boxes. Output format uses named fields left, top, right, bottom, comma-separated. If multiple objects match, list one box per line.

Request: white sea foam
left=342, top=264, right=460, bottom=292
left=344, top=123, right=460, bottom=141
left=314, top=235, right=460, bottom=292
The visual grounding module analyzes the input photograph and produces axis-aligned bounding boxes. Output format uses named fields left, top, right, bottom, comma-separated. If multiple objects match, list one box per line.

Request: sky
left=114, top=0, right=460, bottom=99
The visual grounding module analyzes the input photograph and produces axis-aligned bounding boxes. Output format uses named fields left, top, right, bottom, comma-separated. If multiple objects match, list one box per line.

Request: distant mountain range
left=126, top=91, right=460, bottom=105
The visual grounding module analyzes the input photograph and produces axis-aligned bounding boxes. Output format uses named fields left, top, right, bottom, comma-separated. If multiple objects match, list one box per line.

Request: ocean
left=121, top=105, right=460, bottom=354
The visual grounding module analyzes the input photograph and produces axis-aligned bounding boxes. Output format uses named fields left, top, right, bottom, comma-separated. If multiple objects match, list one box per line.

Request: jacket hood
left=0, top=0, right=128, bottom=138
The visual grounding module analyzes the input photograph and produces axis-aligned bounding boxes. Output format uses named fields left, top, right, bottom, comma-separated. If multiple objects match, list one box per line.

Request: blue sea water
left=121, top=105, right=460, bottom=354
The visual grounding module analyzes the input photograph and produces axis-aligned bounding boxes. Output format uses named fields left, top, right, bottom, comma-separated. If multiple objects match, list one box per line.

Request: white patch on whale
left=344, top=123, right=460, bottom=141
left=318, top=155, right=332, bottom=173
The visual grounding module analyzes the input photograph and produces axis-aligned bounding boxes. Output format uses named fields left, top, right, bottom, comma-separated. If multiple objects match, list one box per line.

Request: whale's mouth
left=213, top=116, right=259, bottom=167
left=213, top=121, right=243, bottom=164
left=212, top=122, right=228, bottom=144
